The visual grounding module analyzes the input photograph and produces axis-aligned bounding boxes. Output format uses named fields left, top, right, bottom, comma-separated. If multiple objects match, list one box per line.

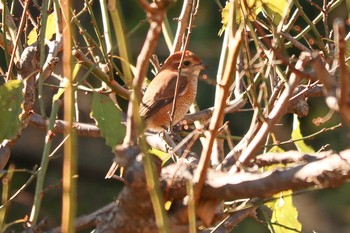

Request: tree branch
left=43, top=149, right=350, bottom=233
left=172, top=0, right=193, bottom=53
left=29, top=113, right=101, bottom=137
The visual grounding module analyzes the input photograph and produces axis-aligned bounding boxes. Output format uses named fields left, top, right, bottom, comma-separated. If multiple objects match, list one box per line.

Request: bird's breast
left=145, top=77, right=197, bottom=132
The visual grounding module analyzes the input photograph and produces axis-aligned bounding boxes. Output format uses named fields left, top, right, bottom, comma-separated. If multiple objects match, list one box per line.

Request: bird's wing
left=140, top=73, right=189, bottom=119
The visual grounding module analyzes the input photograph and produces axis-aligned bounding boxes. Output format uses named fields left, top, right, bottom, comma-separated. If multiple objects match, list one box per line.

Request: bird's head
left=161, top=50, right=206, bottom=75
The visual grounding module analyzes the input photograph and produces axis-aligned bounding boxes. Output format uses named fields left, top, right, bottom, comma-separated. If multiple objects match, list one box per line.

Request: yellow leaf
left=262, top=0, right=289, bottom=25
left=218, top=1, right=230, bottom=36
left=265, top=190, right=302, bottom=233
left=27, top=13, right=56, bottom=45
left=268, top=133, right=284, bottom=153
left=264, top=131, right=302, bottom=232
left=148, top=147, right=171, bottom=165
left=218, top=0, right=288, bottom=36
left=291, top=115, right=315, bottom=153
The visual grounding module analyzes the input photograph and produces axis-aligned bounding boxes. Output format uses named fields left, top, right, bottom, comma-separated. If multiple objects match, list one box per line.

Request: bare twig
left=280, top=32, right=312, bottom=52
left=308, top=53, right=338, bottom=109
left=19, top=0, right=38, bottom=28
left=334, top=19, right=350, bottom=127
left=150, top=54, right=161, bottom=73
left=40, top=38, right=63, bottom=81
left=73, top=49, right=130, bottom=99
left=6, top=0, right=30, bottom=81
left=169, top=0, right=199, bottom=131
left=193, top=0, right=243, bottom=204
left=172, top=0, right=193, bottom=53
left=123, top=0, right=168, bottom=145
left=211, top=207, right=257, bottom=232
left=263, top=123, right=342, bottom=149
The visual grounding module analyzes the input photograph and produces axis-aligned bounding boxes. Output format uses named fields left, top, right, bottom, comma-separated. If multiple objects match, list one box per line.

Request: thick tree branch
left=162, top=149, right=350, bottom=201
left=43, top=149, right=350, bottom=233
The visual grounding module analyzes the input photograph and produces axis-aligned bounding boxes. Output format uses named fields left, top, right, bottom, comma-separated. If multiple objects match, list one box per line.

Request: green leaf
left=265, top=190, right=302, bottom=233
left=0, top=80, right=24, bottom=141
left=90, top=93, right=125, bottom=148
left=27, top=13, right=56, bottom=45
left=291, top=115, right=315, bottom=153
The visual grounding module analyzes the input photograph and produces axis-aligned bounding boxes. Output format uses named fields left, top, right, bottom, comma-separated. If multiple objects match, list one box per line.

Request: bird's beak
left=198, top=63, right=208, bottom=70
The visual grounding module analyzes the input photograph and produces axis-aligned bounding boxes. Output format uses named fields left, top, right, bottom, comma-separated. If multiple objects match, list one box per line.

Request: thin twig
left=29, top=100, right=62, bottom=226
left=169, top=0, right=199, bottom=131
left=6, top=0, right=30, bottom=81
left=193, top=0, right=243, bottom=204
left=123, top=0, right=167, bottom=145
left=280, top=32, right=311, bottom=52
left=263, top=123, right=342, bottom=149
left=334, top=19, right=350, bottom=127
left=172, top=0, right=193, bottom=53
left=73, top=49, right=130, bottom=99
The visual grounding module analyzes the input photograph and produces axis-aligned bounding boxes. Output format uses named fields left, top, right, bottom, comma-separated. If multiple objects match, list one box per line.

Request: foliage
left=90, top=92, right=125, bottom=148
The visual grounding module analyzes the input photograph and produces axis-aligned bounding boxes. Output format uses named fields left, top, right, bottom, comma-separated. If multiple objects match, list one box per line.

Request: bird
left=105, top=50, right=205, bottom=179
left=140, top=50, right=206, bottom=132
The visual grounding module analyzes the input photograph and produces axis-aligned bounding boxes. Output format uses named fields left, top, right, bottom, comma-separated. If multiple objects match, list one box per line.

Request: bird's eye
left=183, top=61, right=191, bottom=66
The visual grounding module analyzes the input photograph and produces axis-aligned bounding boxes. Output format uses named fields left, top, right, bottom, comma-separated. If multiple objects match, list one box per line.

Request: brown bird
left=105, top=50, right=205, bottom=179
left=140, top=50, right=206, bottom=132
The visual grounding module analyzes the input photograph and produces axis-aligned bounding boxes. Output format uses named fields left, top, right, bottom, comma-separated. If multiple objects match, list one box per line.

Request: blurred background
left=2, top=0, right=350, bottom=232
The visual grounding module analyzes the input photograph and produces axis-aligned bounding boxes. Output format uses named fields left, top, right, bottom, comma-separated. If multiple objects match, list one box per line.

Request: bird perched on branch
left=105, top=50, right=205, bottom=179
left=140, top=50, right=206, bottom=132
